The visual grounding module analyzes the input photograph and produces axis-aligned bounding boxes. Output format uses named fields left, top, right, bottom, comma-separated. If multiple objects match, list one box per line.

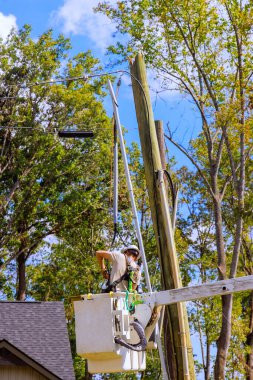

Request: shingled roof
left=0, top=301, right=75, bottom=380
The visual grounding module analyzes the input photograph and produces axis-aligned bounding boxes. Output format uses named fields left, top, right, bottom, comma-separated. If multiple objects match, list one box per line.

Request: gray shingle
left=0, top=302, right=75, bottom=380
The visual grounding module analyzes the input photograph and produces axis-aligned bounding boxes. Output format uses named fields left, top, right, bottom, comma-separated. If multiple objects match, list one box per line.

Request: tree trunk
left=214, top=294, right=233, bottom=380
left=198, top=311, right=210, bottom=380
left=212, top=191, right=233, bottom=380
left=205, top=332, right=211, bottom=380
left=16, top=251, right=26, bottom=301
left=212, top=191, right=226, bottom=281
left=246, top=292, right=253, bottom=380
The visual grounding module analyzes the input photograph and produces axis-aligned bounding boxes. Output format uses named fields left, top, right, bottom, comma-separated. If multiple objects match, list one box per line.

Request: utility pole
left=130, top=53, right=195, bottom=380
left=155, top=120, right=167, bottom=172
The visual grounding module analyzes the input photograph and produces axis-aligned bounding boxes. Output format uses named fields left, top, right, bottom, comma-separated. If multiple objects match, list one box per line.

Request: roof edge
left=0, top=340, right=61, bottom=380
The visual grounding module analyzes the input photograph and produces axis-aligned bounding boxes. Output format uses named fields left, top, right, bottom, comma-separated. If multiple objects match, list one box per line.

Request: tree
left=97, top=1, right=253, bottom=378
left=0, top=25, right=112, bottom=300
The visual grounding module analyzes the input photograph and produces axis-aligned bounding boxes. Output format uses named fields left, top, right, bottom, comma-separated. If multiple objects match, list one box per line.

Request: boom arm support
left=142, top=275, right=253, bottom=307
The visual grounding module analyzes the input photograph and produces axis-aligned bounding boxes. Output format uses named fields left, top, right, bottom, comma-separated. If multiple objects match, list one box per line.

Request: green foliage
left=0, top=26, right=113, bottom=290
left=0, top=26, right=119, bottom=379
left=73, top=355, right=86, bottom=380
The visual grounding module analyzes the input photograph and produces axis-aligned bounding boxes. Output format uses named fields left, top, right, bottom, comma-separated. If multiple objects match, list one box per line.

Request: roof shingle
left=0, top=301, right=75, bottom=380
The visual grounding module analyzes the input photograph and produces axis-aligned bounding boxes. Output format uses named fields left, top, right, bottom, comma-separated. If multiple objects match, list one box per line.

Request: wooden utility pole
left=155, top=120, right=167, bottom=172
left=155, top=120, right=178, bottom=231
left=130, top=53, right=195, bottom=380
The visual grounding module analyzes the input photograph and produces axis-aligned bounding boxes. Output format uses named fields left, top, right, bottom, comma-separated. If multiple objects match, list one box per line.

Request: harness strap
left=104, top=255, right=139, bottom=293
left=107, top=272, right=128, bottom=292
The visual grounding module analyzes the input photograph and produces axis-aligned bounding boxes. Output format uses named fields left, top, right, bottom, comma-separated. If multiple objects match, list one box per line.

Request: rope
left=125, top=290, right=135, bottom=312
left=124, top=290, right=144, bottom=313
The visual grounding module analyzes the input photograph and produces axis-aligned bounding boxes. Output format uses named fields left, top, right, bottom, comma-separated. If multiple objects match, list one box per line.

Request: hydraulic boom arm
left=142, top=275, right=253, bottom=307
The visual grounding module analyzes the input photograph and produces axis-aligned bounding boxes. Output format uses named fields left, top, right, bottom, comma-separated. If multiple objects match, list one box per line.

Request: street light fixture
left=58, top=130, right=94, bottom=138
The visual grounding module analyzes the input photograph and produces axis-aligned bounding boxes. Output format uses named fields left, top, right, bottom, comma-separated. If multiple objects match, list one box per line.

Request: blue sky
left=0, top=0, right=201, bottom=166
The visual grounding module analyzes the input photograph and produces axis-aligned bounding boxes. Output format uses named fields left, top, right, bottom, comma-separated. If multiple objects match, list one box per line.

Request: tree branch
left=164, top=132, right=215, bottom=199
left=169, top=10, right=219, bottom=111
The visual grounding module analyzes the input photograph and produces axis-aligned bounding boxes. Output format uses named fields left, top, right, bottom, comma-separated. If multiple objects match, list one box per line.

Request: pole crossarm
left=143, top=275, right=253, bottom=307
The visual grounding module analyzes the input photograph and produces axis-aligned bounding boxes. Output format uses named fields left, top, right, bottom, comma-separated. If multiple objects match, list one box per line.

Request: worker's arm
left=96, top=250, right=112, bottom=278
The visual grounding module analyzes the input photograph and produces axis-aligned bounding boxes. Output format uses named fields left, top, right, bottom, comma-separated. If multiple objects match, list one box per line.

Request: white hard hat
left=122, top=245, right=140, bottom=259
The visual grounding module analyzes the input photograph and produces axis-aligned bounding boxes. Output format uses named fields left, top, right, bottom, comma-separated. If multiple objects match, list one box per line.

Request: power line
left=0, top=126, right=112, bottom=132
left=0, top=70, right=149, bottom=136
left=0, top=71, right=122, bottom=90
left=0, top=69, right=147, bottom=93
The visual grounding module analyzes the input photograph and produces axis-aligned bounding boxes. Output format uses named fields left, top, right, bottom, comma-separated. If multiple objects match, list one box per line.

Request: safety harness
left=102, top=255, right=140, bottom=293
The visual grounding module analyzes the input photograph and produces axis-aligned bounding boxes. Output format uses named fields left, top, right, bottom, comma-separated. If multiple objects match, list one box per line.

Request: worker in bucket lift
left=96, top=245, right=147, bottom=352
left=96, top=245, right=141, bottom=293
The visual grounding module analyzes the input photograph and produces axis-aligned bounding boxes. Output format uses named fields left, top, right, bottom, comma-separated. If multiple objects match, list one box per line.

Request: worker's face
left=126, top=250, right=138, bottom=261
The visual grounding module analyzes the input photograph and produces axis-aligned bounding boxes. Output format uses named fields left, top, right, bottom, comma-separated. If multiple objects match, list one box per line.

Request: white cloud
left=0, top=12, right=17, bottom=40
left=51, top=0, right=117, bottom=51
